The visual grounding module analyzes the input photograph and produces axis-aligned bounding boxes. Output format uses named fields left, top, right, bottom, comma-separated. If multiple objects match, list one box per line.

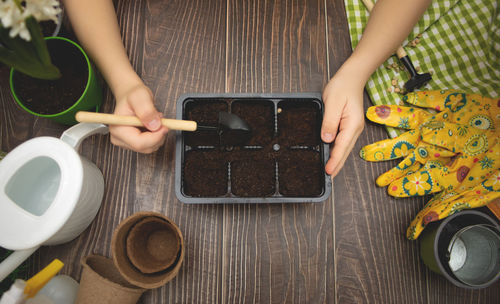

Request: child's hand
left=321, top=72, right=365, bottom=177
left=109, top=83, right=168, bottom=153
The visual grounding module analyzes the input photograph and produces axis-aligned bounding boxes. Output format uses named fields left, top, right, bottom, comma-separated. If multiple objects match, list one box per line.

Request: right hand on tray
left=321, top=70, right=365, bottom=178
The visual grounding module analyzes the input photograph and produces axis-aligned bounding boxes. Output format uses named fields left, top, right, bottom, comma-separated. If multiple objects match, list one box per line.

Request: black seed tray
left=175, top=93, right=332, bottom=203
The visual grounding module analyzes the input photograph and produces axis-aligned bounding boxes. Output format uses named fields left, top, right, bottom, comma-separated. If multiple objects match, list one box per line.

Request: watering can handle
left=60, top=123, right=109, bottom=150
left=0, top=246, right=39, bottom=282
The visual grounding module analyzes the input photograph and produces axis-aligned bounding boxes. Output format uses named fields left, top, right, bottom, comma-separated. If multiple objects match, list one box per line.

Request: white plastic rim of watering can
left=0, top=137, right=83, bottom=250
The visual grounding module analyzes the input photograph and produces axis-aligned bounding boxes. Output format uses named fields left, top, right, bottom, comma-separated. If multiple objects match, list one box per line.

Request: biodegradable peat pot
left=111, top=212, right=184, bottom=289
left=9, top=36, right=102, bottom=125
left=126, top=217, right=182, bottom=274
left=175, top=93, right=332, bottom=204
left=76, top=255, right=146, bottom=304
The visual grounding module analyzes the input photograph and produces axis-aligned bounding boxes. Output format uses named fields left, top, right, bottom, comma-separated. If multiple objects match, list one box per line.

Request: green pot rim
left=9, top=36, right=93, bottom=118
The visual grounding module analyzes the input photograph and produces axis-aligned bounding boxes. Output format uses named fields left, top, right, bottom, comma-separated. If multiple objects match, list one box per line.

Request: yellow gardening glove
left=371, top=90, right=498, bottom=130
left=360, top=90, right=500, bottom=240
left=407, top=170, right=500, bottom=240
left=388, top=121, right=499, bottom=197
left=360, top=90, right=499, bottom=196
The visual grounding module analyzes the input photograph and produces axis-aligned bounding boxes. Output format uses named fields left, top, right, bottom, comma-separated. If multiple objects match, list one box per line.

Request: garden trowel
left=75, top=111, right=252, bottom=146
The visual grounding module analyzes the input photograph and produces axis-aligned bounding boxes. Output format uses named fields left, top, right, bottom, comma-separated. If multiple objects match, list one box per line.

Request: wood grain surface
left=0, top=0, right=498, bottom=303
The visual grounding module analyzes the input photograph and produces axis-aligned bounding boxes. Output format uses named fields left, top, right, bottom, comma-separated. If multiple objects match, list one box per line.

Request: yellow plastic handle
left=24, top=259, right=64, bottom=298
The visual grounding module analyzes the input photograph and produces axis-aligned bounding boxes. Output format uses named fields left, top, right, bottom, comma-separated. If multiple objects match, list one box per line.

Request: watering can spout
left=60, top=123, right=108, bottom=150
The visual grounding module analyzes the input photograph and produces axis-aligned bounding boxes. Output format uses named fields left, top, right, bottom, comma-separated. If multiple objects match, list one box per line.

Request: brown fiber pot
left=126, top=216, right=181, bottom=273
left=111, top=211, right=184, bottom=289
left=75, top=255, right=145, bottom=304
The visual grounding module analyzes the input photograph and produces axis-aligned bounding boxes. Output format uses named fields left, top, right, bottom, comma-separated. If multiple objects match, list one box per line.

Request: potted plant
left=0, top=0, right=102, bottom=125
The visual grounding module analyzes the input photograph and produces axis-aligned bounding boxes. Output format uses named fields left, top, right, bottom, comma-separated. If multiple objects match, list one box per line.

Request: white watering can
left=0, top=123, right=108, bottom=282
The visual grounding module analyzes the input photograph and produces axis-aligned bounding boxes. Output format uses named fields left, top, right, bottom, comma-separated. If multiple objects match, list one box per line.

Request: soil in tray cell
left=183, top=150, right=228, bottom=197
left=232, top=100, right=274, bottom=146
left=231, top=158, right=276, bottom=197
left=278, top=150, right=323, bottom=197
left=277, top=101, right=321, bottom=147
left=184, top=100, right=228, bottom=146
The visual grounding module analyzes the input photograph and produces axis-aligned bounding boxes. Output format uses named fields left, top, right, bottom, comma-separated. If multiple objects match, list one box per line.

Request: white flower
left=25, top=0, right=61, bottom=23
left=8, top=14, right=30, bottom=41
left=0, top=0, right=60, bottom=41
left=0, top=0, right=19, bottom=28
left=0, top=0, right=31, bottom=41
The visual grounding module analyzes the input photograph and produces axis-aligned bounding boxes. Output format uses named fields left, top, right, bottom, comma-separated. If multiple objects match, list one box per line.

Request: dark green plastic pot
left=9, top=36, right=102, bottom=125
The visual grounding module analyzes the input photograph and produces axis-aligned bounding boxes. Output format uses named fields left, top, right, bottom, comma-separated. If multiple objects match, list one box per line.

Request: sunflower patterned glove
left=407, top=170, right=500, bottom=240
left=386, top=120, right=499, bottom=197
left=360, top=90, right=499, bottom=196
left=359, top=90, right=500, bottom=240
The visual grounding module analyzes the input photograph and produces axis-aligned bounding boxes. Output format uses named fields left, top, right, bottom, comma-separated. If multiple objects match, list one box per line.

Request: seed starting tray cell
left=175, top=93, right=332, bottom=203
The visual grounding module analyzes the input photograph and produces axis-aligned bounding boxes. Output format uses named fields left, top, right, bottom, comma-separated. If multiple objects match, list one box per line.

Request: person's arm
left=322, top=0, right=432, bottom=177
left=62, top=0, right=168, bottom=153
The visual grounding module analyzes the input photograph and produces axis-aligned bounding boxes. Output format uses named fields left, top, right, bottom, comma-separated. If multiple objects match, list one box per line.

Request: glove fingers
left=381, top=124, right=497, bottom=197
left=435, top=141, right=500, bottom=193
left=377, top=144, right=454, bottom=186
left=387, top=168, right=444, bottom=197
left=366, top=105, right=431, bottom=129
left=421, top=120, right=496, bottom=154
left=413, top=144, right=456, bottom=162
left=406, top=193, right=447, bottom=240
left=376, top=157, right=421, bottom=187
left=360, top=130, right=420, bottom=161
left=407, top=181, right=500, bottom=240
left=403, top=90, right=468, bottom=112
left=447, top=161, right=500, bottom=194
left=402, top=91, right=498, bottom=131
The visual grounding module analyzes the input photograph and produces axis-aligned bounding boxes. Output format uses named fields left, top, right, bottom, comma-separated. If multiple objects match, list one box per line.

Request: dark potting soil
left=12, top=39, right=87, bottom=115
left=183, top=150, right=228, bottom=197
left=181, top=99, right=325, bottom=198
left=278, top=101, right=321, bottom=147
left=184, top=100, right=228, bottom=146
left=232, top=100, right=274, bottom=146
left=278, top=150, right=323, bottom=196
left=231, top=158, right=276, bottom=197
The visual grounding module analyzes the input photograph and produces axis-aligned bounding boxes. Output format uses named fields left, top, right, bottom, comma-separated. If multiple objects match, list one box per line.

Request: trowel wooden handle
left=361, top=0, right=375, bottom=10
left=395, top=47, right=407, bottom=59
left=75, top=111, right=197, bottom=131
left=360, top=0, right=407, bottom=59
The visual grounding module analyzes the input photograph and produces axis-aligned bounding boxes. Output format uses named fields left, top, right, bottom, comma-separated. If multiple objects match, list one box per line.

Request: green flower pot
left=9, top=36, right=102, bottom=125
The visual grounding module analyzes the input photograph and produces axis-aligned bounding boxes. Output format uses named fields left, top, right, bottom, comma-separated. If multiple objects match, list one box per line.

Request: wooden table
left=1, top=0, right=499, bottom=302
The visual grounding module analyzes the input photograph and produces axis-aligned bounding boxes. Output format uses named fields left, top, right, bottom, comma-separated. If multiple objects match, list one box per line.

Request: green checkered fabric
left=344, top=0, right=500, bottom=138
left=0, top=151, right=5, bottom=161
